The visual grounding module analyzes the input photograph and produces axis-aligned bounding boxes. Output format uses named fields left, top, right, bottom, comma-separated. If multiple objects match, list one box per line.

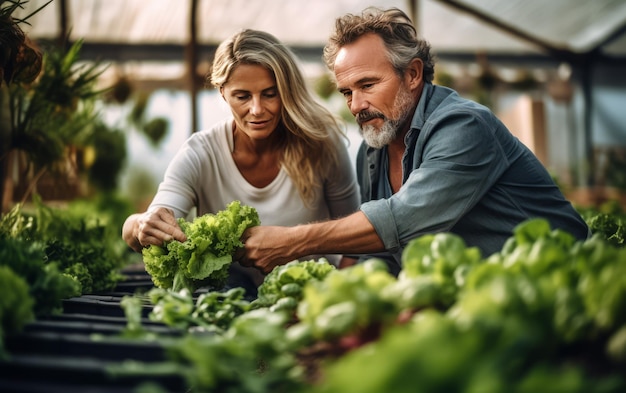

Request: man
left=239, top=7, right=589, bottom=275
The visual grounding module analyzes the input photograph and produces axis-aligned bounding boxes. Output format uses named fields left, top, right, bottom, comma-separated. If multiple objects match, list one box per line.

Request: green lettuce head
left=143, top=201, right=260, bottom=293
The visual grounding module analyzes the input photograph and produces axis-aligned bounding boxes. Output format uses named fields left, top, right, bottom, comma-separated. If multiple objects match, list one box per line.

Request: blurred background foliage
left=0, top=1, right=171, bottom=271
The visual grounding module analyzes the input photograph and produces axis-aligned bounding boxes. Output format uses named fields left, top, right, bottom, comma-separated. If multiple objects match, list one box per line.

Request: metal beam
left=434, top=0, right=581, bottom=62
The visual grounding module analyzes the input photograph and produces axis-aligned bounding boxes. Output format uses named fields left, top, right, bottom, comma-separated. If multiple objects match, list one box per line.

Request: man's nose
left=350, top=92, right=368, bottom=115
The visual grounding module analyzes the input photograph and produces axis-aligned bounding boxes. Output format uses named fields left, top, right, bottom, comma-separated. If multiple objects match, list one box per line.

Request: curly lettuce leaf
left=143, top=201, right=260, bottom=293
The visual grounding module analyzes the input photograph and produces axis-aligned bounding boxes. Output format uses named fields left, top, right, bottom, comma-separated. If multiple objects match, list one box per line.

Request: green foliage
left=143, top=201, right=260, bottom=293
left=119, top=294, right=150, bottom=339
left=313, top=73, right=336, bottom=100
left=398, top=232, right=482, bottom=308
left=0, top=264, right=34, bottom=359
left=253, top=258, right=336, bottom=313
left=190, top=287, right=251, bottom=331
left=142, top=117, right=168, bottom=147
left=293, top=259, right=398, bottom=344
left=314, top=218, right=626, bottom=392
left=4, top=38, right=107, bottom=171
left=127, top=91, right=169, bottom=147
left=167, top=308, right=306, bottom=393
left=147, top=286, right=251, bottom=333
left=0, top=236, right=80, bottom=316
left=65, top=191, right=135, bottom=243
left=315, top=310, right=623, bottom=393
left=85, top=121, right=127, bottom=191
left=149, top=288, right=195, bottom=329
left=128, top=92, right=148, bottom=125
left=112, top=308, right=306, bottom=393
left=112, top=214, right=626, bottom=392
left=578, top=201, right=625, bottom=248
left=0, top=0, right=49, bottom=87
left=459, top=218, right=626, bottom=343
left=0, top=196, right=127, bottom=294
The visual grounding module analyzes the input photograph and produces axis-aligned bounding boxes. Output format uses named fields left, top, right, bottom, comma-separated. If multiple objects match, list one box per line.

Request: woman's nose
left=249, top=96, right=265, bottom=116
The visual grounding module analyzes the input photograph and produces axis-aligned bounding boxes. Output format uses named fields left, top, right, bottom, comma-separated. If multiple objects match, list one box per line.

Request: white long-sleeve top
left=150, top=118, right=359, bottom=224
left=148, top=118, right=361, bottom=284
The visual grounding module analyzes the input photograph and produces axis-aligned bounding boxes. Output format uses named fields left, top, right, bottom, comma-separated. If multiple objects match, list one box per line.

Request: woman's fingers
left=137, top=209, right=182, bottom=247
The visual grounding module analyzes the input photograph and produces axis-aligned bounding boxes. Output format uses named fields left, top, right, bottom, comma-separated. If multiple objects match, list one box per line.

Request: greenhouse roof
left=14, top=0, right=626, bottom=60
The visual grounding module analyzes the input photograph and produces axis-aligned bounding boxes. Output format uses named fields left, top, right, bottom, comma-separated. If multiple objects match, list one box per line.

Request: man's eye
left=235, top=95, right=249, bottom=100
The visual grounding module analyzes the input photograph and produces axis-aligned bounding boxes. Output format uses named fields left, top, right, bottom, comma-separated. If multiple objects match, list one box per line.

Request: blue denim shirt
left=356, top=83, right=589, bottom=273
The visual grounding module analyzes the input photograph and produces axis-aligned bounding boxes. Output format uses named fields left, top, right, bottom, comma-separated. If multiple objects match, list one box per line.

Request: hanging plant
left=142, top=117, right=168, bottom=147
left=509, top=69, right=540, bottom=91
left=1, top=35, right=111, bottom=205
left=1, top=0, right=51, bottom=210
left=0, top=0, right=49, bottom=87
left=85, top=121, right=127, bottom=192
left=128, top=91, right=170, bottom=147
left=8, top=39, right=108, bottom=170
left=107, top=74, right=133, bottom=104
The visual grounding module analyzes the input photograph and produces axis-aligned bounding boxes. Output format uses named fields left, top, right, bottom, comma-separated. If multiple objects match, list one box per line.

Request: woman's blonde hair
left=209, top=29, right=345, bottom=207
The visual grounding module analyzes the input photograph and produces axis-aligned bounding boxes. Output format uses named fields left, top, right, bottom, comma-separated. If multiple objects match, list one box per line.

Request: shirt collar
left=405, top=82, right=435, bottom=143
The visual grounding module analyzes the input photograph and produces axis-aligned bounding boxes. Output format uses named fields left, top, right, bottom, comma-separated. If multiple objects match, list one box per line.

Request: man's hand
left=236, top=211, right=385, bottom=275
left=238, top=225, right=304, bottom=274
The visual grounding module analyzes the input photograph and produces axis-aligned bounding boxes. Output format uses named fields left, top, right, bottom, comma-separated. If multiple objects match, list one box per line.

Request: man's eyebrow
left=337, top=76, right=380, bottom=91
left=356, top=76, right=380, bottom=85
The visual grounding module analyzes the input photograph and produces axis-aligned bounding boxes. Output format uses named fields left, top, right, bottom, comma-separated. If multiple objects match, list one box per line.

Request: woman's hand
left=122, top=208, right=187, bottom=252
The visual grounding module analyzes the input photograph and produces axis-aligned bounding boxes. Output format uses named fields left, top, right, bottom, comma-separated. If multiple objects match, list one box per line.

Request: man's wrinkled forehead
left=333, top=34, right=393, bottom=88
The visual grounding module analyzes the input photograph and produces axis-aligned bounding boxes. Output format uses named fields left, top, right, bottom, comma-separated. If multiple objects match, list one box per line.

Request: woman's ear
left=219, top=86, right=225, bottom=100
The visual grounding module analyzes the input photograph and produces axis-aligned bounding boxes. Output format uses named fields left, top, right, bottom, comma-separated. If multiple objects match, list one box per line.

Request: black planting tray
left=0, top=264, right=190, bottom=393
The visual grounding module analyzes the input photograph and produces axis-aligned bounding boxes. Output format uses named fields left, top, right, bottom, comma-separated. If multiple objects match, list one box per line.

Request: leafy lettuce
left=142, top=201, right=260, bottom=293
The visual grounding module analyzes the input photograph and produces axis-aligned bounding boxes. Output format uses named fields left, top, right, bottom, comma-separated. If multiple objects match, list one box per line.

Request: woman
left=122, top=29, right=360, bottom=295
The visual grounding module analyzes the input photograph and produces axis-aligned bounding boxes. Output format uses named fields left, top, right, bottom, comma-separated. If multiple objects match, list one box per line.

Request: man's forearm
left=242, top=211, right=386, bottom=274
left=293, top=211, right=385, bottom=256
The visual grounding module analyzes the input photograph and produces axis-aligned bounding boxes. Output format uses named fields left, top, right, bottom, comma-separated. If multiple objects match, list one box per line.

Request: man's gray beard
left=361, top=122, right=397, bottom=149
left=359, top=85, right=415, bottom=149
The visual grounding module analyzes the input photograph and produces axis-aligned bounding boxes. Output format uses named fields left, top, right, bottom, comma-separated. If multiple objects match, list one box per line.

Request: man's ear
left=405, top=58, right=423, bottom=89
